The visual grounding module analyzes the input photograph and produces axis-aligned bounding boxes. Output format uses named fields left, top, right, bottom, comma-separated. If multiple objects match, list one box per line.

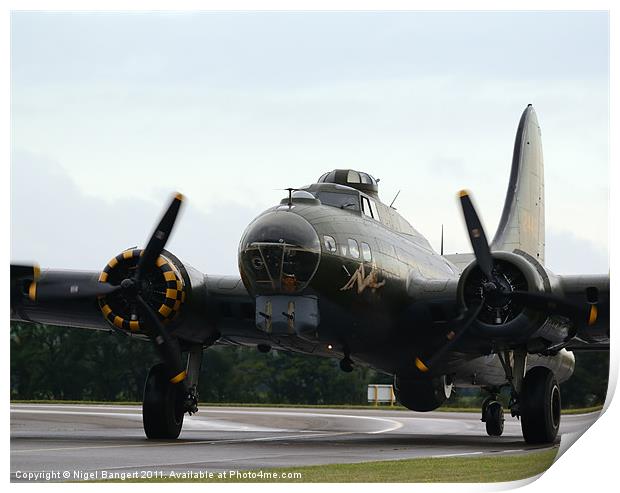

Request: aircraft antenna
left=285, top=188, right=294, bottom=207
left=440, top=224, right=444, bottom=255
left=389, top=190, right=401, bottom=209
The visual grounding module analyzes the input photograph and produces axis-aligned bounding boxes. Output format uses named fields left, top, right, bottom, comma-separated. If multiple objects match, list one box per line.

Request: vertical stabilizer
left=491, top=105, right=545, bottom=264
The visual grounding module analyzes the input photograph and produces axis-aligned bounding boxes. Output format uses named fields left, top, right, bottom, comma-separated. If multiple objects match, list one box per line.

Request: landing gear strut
left=142, top=345, right=203, bottom=439
left=339, top=346, right=354, bottom=373
left=497, top=348, right=527, bottom=418
left=339, top=358, right=353, bottom=372
left=488, top=349, right=561, bottom=444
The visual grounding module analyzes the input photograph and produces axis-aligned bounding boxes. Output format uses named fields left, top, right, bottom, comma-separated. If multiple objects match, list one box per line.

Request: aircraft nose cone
left=238, top=211, right=321, bottom=295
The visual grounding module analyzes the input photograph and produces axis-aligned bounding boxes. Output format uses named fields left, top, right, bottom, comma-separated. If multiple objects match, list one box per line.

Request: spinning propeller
left=21, top=194, right=188, bottom=386
left=415, top=190, right=598, bottom=373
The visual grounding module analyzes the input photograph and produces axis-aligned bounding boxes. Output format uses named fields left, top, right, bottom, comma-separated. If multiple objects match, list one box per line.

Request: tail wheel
left=143, top=363, right=185, bottom=439
left=484, top=401, right=505, bottom=437
left=520, top=366, right=561, bottom=444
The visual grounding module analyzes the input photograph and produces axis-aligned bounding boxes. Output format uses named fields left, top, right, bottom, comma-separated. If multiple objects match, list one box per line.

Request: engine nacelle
left=394, top=374, right=453, bottom=412
left=457, top=251, right=550, bottom=342
left=98, top=248, right=187, bottom=333
left=449, top=349, right=575, bottom=387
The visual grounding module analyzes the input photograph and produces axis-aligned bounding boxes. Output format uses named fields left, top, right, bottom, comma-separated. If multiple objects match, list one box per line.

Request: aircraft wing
left=558, top=274, right=610, bottom=346
left=11, top=267, right=112, bottom=332
left=11, top=192, right=282, bottom=364
left=410, top=183, right=610, bottom=372
left=10, top=264, right=272, bottom=347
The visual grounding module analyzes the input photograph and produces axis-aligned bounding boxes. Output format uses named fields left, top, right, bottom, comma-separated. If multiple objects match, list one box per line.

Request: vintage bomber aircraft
left=10, top=105, right=609, bottom=444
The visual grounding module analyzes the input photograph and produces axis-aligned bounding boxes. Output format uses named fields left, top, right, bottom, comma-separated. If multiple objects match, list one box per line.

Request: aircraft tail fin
left=491, top=105, right=545, bottom=264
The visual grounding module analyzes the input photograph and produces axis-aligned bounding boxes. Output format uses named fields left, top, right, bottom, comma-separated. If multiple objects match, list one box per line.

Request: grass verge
left=110, top=448, right=558, bottom=483
left=10, top=400, right=603, bottom=415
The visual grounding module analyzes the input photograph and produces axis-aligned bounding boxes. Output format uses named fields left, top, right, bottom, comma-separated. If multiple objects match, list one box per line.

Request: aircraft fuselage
left=238, top=180, right=460, bottom=376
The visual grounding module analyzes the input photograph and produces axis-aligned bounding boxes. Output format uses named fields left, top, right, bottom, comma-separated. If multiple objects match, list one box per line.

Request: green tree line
left=10, top=322, right=608, bottom=408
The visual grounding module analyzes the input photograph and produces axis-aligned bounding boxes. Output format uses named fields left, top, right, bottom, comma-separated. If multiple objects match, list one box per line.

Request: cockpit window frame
left=315, top=190, right=361, bottom=212
left=361, top=194, right=380, bottom=221
left=361, top=196, right=373, bottom=219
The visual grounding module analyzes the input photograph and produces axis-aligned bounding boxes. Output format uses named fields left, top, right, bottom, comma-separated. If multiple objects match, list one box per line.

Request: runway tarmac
left=10, top=403, right=600, bottom=482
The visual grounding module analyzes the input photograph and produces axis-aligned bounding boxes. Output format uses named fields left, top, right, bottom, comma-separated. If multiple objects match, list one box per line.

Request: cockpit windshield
left=315, top=191, right=360, bottom=211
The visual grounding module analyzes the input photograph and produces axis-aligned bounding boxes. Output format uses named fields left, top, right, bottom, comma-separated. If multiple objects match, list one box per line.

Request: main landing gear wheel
left=483, top=400, right=505, bottom=437
left=520, top=366, right=561, bottom=444
left=143, top=363, right=185, bottom=439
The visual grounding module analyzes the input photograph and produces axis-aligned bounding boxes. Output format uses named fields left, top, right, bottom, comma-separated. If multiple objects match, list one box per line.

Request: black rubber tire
left=394, top=375, right=452, bottom=412
left=484, top=401, right=505, bottom=437
left=142, top=363, right=185, bottom=439
left=520, top=367, right=561, bottom=444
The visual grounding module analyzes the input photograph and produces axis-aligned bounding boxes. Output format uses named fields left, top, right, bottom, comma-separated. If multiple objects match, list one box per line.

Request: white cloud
left=10, top=11, right=609, bottom=275
left=10, top=151, right=258, bottom=275
left=546, top=229, right=609, bottom=275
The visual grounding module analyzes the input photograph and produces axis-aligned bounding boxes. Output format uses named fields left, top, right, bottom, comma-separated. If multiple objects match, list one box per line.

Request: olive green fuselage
left=239, top=182, right=460, bottom=376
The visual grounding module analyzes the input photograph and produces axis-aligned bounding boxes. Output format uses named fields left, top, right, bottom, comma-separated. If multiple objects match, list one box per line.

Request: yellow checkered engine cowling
left=97, top=249, right=186, bottom=333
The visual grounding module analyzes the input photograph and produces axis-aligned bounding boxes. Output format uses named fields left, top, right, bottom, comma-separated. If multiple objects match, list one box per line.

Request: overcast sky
left=10, top=11, right=609, bottom=275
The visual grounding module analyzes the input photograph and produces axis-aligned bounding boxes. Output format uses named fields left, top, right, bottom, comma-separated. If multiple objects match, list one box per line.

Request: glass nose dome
left=238, top=211, right=321, bottom=295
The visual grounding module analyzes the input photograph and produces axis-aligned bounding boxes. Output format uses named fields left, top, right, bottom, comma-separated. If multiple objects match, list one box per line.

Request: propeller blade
left=28, top=279, right=120, bottom=302
left=136, top=193, right=184, bottom=279
left=135, top=294, right=187, bottom=385
left=415, top=302, right=483, bottom=373
left=510, top=290, right=598, bottom=327
left=458, top=190, right=494, bottom=281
